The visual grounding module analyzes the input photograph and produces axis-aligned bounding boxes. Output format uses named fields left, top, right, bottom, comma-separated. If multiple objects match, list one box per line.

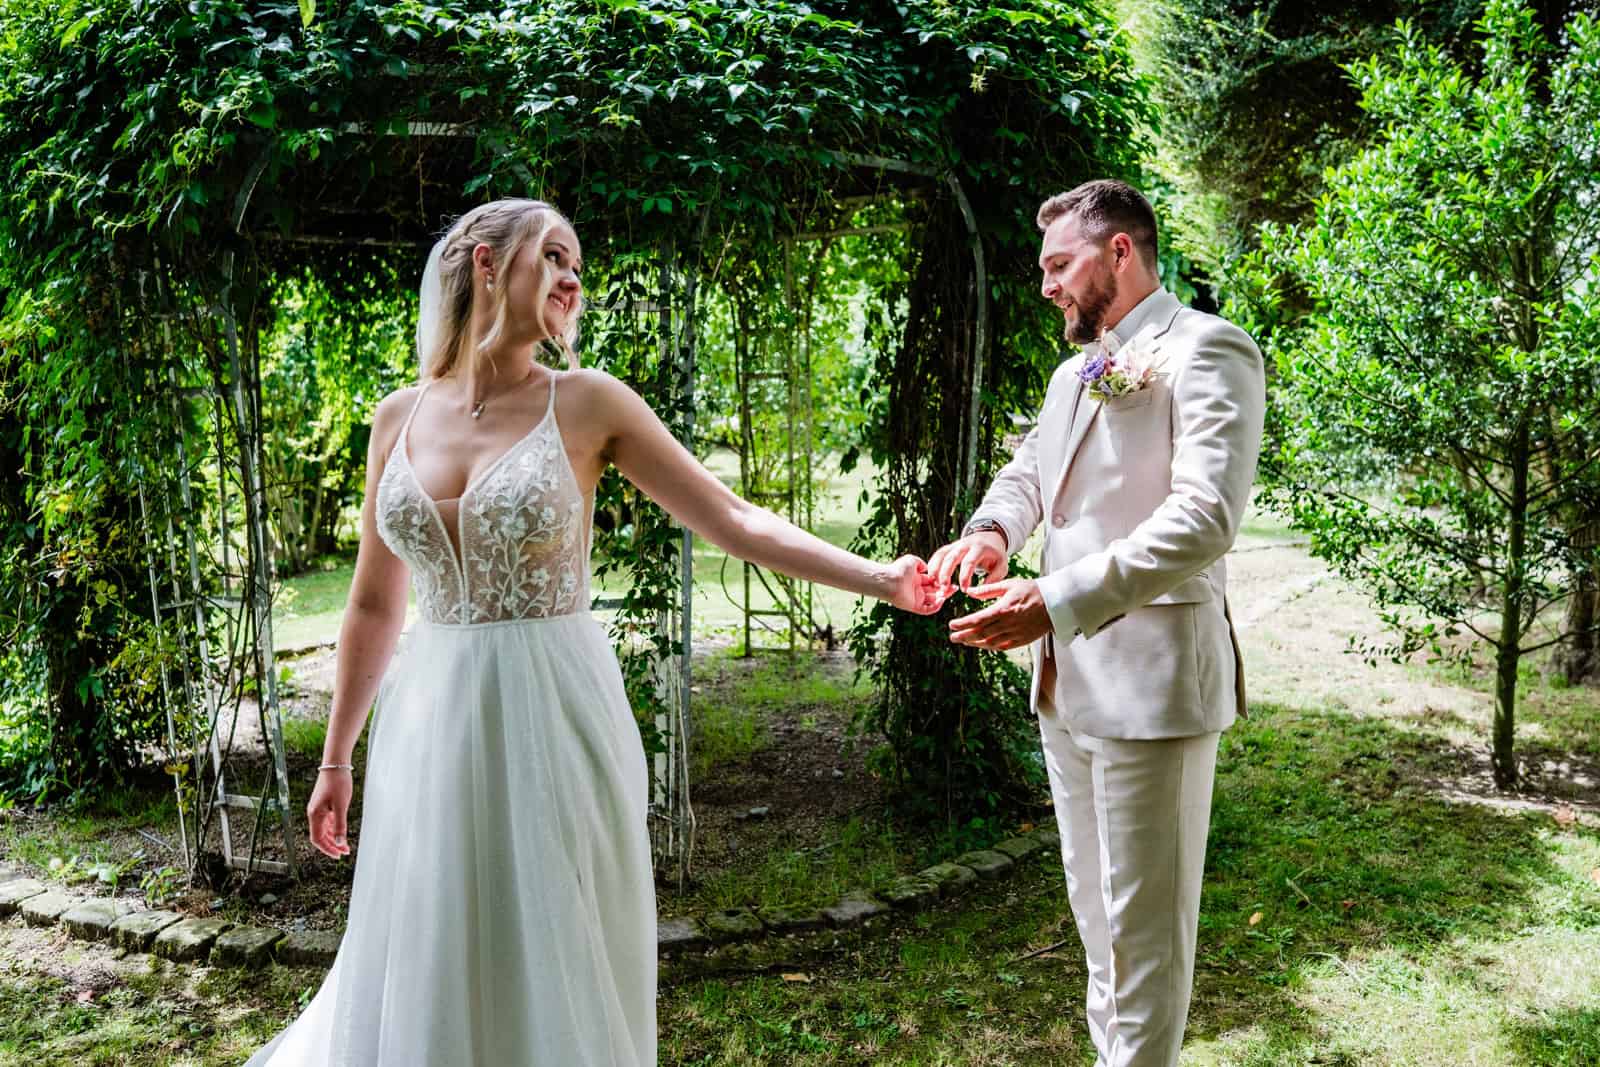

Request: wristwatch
left=961, top=518, right=1007, bottom=543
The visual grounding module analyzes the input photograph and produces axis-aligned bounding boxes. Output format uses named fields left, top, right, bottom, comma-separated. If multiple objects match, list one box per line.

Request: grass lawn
left=270, top=556, right=367, bottom=651
left=651, top=691, right=1600, bottom=1066
left=4, top=689, right=1596, bottom=1065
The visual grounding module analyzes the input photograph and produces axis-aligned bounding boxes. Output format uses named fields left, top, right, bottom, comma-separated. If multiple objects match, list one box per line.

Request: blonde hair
left=425, top=198, right=582, bottom=379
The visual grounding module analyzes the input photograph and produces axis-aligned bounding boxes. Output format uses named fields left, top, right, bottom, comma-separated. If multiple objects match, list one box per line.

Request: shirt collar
left=1096, top=285, right=1169, bottom=355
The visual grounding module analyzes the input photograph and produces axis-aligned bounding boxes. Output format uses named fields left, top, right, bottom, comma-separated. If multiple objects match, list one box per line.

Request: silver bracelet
left=318, top=762, right=354, bottom=772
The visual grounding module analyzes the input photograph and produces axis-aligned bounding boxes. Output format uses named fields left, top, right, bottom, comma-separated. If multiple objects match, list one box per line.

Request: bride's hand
left=307, top=770, right=354, bottom=860
left=885, top=555, right=946, bottom=615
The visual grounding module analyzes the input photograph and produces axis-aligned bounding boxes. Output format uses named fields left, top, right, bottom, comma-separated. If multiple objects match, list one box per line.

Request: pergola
left=0, top=0, right=1141, bottom=875
left=138, top=125, right=990, bottom=890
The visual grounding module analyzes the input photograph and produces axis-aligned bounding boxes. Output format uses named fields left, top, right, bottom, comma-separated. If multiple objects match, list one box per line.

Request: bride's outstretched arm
left=306, top=391, right=414, bottom=859
left=585, top=371, right=940, bottom=614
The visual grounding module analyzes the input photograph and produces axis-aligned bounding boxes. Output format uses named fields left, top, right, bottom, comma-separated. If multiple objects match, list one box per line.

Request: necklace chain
left=468, top=361, right=537, bottom=420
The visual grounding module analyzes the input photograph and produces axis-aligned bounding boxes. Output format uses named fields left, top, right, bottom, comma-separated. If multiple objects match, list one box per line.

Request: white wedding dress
left=246, top=377, right=656, bottom=1066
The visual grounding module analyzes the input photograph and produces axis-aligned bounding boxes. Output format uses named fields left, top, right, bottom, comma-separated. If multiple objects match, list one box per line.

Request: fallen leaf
left=1340, top=899, right=1357, bottom=912
left=1020, top=823, right=1035, bottom=833
left=1248, top=911, right=1263, bottom=927
left=1554, top=804, right=1577, bottom=829
left=75, top=989, right=94, bottom=1003
left=781, top=972, right=812, bottom=984
left=1589, top=868, right=1600, bottom=886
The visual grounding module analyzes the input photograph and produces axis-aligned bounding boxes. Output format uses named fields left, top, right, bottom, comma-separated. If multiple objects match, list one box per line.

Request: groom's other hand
left=927, top=530, right=1009, bottom=598
left=948, top=578, right=1050, bottom=651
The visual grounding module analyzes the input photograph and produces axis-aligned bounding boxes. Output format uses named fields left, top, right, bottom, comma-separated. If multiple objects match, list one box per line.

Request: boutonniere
left=1078, top=326, right=1168, bottom=402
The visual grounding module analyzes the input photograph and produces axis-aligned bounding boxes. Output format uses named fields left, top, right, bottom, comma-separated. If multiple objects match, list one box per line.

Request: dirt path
left=1225, top=532, right=1600, bottom=823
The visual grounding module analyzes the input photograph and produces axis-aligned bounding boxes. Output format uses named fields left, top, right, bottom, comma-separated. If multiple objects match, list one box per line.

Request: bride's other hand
left=307, top=771, right=354, bottom=860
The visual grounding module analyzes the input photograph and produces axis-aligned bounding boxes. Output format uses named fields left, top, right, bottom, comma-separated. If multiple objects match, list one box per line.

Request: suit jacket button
left=1051, top=514, right=1066, bottom=528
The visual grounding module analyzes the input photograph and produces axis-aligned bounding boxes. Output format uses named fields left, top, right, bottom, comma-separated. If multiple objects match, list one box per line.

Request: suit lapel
left=1048, top=379, right=1098, bottom=509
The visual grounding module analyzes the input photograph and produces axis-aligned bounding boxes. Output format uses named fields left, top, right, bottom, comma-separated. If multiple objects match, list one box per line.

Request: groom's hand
left=927, top=530, right=1009, bottom=598
left=948, top=578, right=1051, bottom=651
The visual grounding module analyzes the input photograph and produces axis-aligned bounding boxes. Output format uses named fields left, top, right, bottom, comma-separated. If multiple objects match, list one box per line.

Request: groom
left=928, top=179, right=1265, bottom=1067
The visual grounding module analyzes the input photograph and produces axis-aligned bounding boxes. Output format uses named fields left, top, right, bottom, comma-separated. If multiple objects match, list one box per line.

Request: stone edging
left=0, top=826, right=1061, bottom=970
left=0, top=875, right=344, bottom=968
left=656, top=825, right=1061, bottom=953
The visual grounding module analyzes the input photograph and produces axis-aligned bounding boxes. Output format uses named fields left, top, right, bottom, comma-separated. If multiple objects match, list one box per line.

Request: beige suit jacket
left=968, top=288, right=1266, bottom=739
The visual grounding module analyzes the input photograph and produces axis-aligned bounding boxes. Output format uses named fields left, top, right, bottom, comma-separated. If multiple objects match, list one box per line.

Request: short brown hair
left=1036, top=180, right=1158, bottom=267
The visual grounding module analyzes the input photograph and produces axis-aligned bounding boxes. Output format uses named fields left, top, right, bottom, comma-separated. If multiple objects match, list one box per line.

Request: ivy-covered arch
left=0, top=0, right=1149, bottom=877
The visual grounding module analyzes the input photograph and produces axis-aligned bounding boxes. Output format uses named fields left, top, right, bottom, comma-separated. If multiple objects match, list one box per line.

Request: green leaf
left=299, top=0, right=317, bottom=29
left=60, top=17, right=92, bottom=47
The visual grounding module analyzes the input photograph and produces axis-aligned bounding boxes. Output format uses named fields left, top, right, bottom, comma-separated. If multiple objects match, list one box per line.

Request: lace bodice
left=375, top=377, right=591, bottom=624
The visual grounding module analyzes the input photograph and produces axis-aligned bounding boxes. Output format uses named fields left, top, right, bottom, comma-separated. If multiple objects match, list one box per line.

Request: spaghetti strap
left=401, top=380, right=433, bottom=433
left=545, top=372, right=557, bottom=417
left=388, top=380, right=433, bottom=465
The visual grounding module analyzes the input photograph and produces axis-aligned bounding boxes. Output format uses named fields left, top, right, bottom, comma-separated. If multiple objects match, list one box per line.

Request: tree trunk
left=1556, top=571, right=1599, bottom=685
left=1493, top=426, right=1531, bottom=790
left=305, top=473, right=326, bottom=565
left=42, top=590, right=101, bottom=789
left=1491, top=636, right=1520, bottom=790
left=853, top=198, right=1034, bottom=820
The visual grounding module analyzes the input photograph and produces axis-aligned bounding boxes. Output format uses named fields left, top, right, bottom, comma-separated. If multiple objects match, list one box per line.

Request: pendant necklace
left=469, top=361, right=536, bottom=420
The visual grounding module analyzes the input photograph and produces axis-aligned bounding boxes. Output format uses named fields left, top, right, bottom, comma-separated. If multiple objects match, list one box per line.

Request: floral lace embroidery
left=374, top=384, right=589, bottom=624
left=460, top=427, right=586, bottom=623
left=375, top=448, right=466, bottom=625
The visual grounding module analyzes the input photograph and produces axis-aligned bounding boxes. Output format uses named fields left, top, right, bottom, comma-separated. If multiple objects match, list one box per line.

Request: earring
left=486, top=278, right=495, bottom=294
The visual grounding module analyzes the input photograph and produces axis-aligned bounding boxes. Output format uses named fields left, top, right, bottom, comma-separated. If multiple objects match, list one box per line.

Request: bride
left=244, top=198, right=940, bottom=1066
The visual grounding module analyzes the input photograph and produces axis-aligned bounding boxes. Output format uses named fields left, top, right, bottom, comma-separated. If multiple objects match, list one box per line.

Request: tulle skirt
left=245, top=613, right=656, bottom=1066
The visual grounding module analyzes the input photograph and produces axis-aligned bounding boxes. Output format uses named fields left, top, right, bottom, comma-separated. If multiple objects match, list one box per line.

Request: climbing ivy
left=0, top=0, right=1149, bottom=816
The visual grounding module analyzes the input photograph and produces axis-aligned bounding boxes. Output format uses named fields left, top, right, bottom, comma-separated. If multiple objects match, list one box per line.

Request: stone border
left=654, top=825, right=1061, bottom=953
left=0, top=871, right=344, bottom=971
left=0, top=825, right=1060, bottom=970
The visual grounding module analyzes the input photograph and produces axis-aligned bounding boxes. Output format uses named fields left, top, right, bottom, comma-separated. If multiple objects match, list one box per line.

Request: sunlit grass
left=3, top=647, right=1598, bottom=1065
left=278, top=717, right=328, bottom=763
left=272, top=556, right=357, bottom=650
left=656, top=702, right=1600, bottom=1065
left=11, top=486, right=1600, bottom=1065
left=0, top=956, right=312, bottom=1066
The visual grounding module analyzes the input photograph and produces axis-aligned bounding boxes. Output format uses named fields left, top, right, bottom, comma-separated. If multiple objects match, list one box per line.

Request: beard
left=1060, top=271, right=1118, bottom=346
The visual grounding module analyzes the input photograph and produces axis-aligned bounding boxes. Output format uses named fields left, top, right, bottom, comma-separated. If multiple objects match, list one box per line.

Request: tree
left=0, top=273, right=167, bottom=798
left=1124, top=0, right=1482, bottom=287
left=1242, top=0, right=1600, bottom=788
left=844, top=1, right=1152, bottom=821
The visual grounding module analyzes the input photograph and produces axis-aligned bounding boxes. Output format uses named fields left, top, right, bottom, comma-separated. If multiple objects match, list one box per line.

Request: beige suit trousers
left=1039, top=717, right=1219, bottom=1067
